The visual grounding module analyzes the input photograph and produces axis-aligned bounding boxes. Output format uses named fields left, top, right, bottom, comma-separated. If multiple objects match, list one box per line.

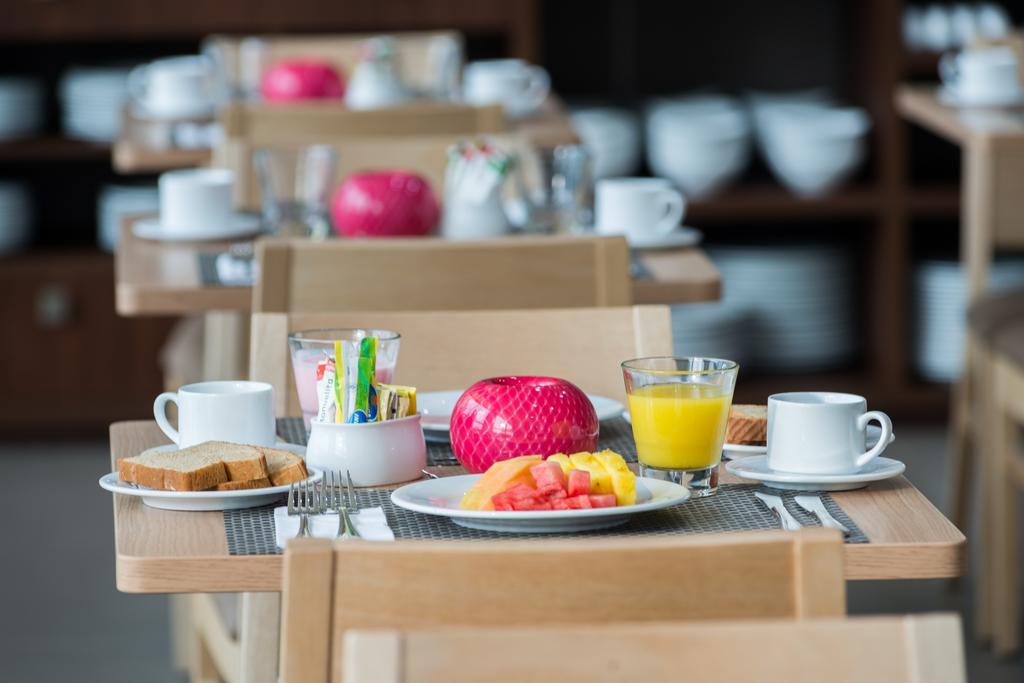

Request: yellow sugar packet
left=378, top=383, right=417, bottom=421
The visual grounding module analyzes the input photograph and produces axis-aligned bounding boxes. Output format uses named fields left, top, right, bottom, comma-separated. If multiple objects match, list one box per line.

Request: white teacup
left=129, top=55, right=218, bottom=119
left=158, top=168, right=235, bottom=236
left=767, top=392, right=893, bottom=475
left=940, top=45, right=1022, bottom=104
left=154, top=380, right=276, bottom=448
left=463, top=59, right=550, bottom=117
left=595, top=178, right=686, bottom=242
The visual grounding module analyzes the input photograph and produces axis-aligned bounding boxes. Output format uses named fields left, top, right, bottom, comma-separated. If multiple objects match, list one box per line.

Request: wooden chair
left=344, top=614, right=966, bottom=683
left=251, top=305, right=672, bottom=413
left=252, top=235, right=633, bottom=314
left=280, top=529, right=847, bottom=683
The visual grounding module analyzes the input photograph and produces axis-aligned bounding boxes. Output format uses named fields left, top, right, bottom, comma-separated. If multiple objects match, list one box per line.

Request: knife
left=754, top=492, right=803, bottom=531
left=794, top=495, right=851, bottom=536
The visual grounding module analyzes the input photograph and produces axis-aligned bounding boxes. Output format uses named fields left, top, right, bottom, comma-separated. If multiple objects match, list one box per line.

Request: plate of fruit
left=390, top=451, right=690, bottom=533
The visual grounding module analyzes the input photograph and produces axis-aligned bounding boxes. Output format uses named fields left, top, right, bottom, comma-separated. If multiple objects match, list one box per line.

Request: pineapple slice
left=568, top=452, right=614, bottom=495
left=546, top=453, right=573, bottom=476
left=594, top=449, right=636, bottom=506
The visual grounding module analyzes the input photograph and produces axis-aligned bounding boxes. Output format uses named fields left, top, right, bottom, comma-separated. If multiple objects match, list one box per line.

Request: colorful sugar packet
left=314, top=335, right=416, bottom=423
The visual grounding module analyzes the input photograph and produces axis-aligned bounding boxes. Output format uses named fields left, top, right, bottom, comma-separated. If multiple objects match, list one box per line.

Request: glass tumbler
left=622, top=357, right=739, bottom=497
left=255, top=144, right=337, bottom=238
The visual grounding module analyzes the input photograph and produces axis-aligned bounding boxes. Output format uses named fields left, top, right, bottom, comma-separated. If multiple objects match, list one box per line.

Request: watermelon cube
left=511, top=498, right=554, bottom=511
left=491, top=483, right=540, bottom=510
left=566, top=494, right=593, bottom=509
left=567, top=469, right=591, bottom=497
left=551, top=498, right=573, bottom=510
left=588, top=494, right=617, bottom=508
left=530, top=462, right=567, bottom=494
left=542, top=488, right=568, bottom=501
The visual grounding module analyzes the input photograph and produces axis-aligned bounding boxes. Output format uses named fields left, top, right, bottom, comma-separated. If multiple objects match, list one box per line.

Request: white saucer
left=132, top=214, right=263, bottom=242
left=725, top=455, right=906, bottom=491
left=628, top=227, right=703, bottom=250
left=938, top=87, right=1024, bottom=108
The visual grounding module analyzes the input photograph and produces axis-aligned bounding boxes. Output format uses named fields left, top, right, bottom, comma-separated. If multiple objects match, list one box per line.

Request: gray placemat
left=223, top=418, right=868, bottom=554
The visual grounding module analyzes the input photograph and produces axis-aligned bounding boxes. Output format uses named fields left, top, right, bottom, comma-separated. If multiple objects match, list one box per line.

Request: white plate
left=629, top=227, right=703, bottom=250
left=132, top=214, right=263, bottom=242
left=98, top=443, right=317, bottom=511
left=390, top=474, right=690, bottom=533
left=725, top=455, right=905, bottom=491
left=419, top=391, right=625, bottom=435
left=938, top=87, right=1024, bottom=108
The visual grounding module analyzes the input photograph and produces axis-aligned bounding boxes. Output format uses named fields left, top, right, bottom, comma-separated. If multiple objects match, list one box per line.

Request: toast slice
left=120, top=444, right=229, bottom=491
left=725, top=404, right=768, bottom=446
left=206, top=442, right=269, bottom=482
left=261, top=446, right=309, bottom=486
left=215, top=477, right=272, bottom=491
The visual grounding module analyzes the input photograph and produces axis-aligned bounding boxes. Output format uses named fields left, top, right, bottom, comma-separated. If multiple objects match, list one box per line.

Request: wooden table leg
left=239, top=592, right=281, bottom=683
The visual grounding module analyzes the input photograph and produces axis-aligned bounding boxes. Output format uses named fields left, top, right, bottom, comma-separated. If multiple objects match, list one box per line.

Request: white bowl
left=305, top=414, right=427, bottom=487
left=572, top=107, right=641, bottom=179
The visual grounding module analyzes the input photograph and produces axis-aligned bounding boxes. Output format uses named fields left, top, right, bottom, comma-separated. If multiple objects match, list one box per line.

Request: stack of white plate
left=0, top=78, right=44, bottom=141
left=97, top=184, right=159, bottom=251
left=914, top=259, right=1024, bottom=382
left=0, top=182, right=32, bottom=255
left=571, top=107, right=642, bottom=180
left=670, top=303, right=753, bottom=367
left=709, top=245, right=857, bottom=372
left=59, top=67, right=131, bottom=142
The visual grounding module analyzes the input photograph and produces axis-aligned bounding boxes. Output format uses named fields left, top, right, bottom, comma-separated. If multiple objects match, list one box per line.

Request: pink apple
left=261, top=60, right=345, bottom=102
left=330, top=170, right=440, bottom=238
left=450, top=376, right=599, bottom=474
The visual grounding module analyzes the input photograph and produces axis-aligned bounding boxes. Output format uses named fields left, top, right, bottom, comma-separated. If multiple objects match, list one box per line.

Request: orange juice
left=627, top=383, right=732, bottom=469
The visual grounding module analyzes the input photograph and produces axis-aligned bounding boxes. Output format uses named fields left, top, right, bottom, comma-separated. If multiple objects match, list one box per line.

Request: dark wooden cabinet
left=0, top=252, right=175, bottom=436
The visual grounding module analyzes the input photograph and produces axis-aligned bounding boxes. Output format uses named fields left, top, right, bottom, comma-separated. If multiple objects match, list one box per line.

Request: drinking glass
left=288, top=329, right=401, bottom=429
left=622, top=357, right=738, bottom=497
left=255, top=145, right=337, bottom=238
left=519, top=144, right=593, bottom=233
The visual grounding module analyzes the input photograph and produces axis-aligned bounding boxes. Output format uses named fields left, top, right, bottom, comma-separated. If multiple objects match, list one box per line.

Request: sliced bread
left=205, top=442, right=269, bottom=482
left=725, top=404, right=768, bottom=446
left=261, top=446, right=309, bottom=486
left=121, top=444, right=229, bottom=491
left=215, top=477, right=272, bottom=491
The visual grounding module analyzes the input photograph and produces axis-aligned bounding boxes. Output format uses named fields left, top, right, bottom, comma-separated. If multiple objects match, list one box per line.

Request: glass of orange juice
left=622, top=357, right=738, bottom=497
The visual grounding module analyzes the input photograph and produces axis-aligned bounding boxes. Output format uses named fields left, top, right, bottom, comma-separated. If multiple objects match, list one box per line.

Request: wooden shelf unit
left=0, top=136, right=110, bottom=163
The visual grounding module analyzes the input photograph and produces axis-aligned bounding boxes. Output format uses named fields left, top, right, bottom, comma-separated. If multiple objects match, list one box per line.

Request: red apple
left=330, top=171, right=440, bottom=238
left=261, top=60, right=345, bottom=102
left=450, top=376, right=599, bottom=474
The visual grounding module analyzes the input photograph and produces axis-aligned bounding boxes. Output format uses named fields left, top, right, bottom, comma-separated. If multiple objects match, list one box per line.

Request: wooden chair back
left=280, top=529, right=848, bottom=683
left=343, top=614, right=965, bottom=683
left=250, top=305, right=671, bottom=415
left=253, top=235, right=632, bottom=313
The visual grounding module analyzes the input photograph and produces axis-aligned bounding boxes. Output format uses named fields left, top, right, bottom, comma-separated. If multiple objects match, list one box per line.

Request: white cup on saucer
left=463, top=59, right=550, bottom=117
left=134, top=168, right=260, bottom=240
left=595, top=178, right=686, bottom=243
left=940, top=45, right=1022, bottom=105
left=767, top=392, right=893, bottom=475
left=129, top=55, right=219, bottom=119
left=154, top=380, right=276, bottom=448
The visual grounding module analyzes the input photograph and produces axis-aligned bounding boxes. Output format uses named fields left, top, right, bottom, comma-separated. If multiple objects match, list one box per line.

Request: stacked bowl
left=0, top=182, right=32, bottom=255
left=60, top=67, right=131, bottom=142
left=670, top=302, right=753, bottom=369
left=645, top=95, right=752, bottom=199
left=0, top=78, right=44, bottom=141
left=709, top=245, right=857, bottom=372
left=571, top=107, right=642, bottom=180
left=97, top=184, right=160, bottom=252
left=914, top=259, right=1024, bottom=382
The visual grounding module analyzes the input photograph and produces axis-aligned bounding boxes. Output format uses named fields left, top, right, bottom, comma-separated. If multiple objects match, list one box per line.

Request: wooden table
left=114, top=220, right=722, bottom=317
left=110, top=420, right=966, bottom=594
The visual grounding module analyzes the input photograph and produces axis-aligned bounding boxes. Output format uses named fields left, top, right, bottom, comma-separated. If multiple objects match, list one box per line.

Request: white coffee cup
left=154, top=380, right=276, bottom=448
left=595, top=178, right=686, bottom=241
left=129, top=55, right=218, bottom=119
left=463, top=59, right=550, bottom=117
left=940, top=45, right=1022, bottom=104
left=158, top=168, right=235, bottom=236
left=767, top=392, right=893, bottom=475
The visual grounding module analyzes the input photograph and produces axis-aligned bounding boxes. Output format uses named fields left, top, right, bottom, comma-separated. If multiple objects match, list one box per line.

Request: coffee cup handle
left=522, top=66, right=551, bottom=111
left=938, top=52, right=959, bottom=88
left=854, top=410, right=892, bottom=469
left=154, top=392, right=181, bottom=445
left=654, top=189, right=686, bottom=235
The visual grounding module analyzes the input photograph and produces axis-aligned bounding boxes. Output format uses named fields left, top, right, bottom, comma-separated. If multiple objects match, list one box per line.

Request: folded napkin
left=274, top=506, right=395, bottom=548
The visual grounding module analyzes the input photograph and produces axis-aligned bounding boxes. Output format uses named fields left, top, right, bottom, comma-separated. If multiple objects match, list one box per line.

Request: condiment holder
left=305, top=414, right=427, bottom=487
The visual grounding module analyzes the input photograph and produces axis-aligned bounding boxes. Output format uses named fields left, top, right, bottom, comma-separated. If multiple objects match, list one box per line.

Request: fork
left=288, top=479, right=322, bottom=538
left=326, top=470, right=361, bottom=539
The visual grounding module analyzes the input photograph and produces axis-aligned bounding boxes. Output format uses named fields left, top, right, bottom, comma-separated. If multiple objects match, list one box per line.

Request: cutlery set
left=754, top=492, right=851, bottom=536
left=287, top=470, right=361, bottom=539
